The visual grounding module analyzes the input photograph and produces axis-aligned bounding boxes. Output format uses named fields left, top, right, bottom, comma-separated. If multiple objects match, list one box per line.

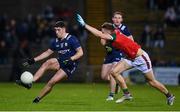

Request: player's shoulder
left=119, top=24, right=128, bottom=31
left=66, top=34, right=78, bottom=40
left=66, top=34, right=80, bottom=44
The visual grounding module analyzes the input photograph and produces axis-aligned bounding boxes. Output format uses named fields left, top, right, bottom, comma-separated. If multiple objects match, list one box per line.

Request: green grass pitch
left=0, top=83, right=179, bottom=111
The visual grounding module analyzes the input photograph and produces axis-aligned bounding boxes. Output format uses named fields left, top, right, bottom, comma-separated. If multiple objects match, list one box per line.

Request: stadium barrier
left=123, top=67, right=180, bottom=85
left=0, top=65, right=180, bottom=85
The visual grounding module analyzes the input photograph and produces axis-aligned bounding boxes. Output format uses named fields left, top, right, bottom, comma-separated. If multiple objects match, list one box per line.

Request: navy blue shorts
left=58, top=59, right=78, bottom=77
left=104, top=53, right=122, bottom=64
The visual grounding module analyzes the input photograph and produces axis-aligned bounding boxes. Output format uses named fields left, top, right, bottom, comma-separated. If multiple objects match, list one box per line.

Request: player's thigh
left=112, top=60, right=132, bottom=74
left=144, top=70, right=156, bottom=81
left=48, top=69, right=67, bottom=85
left=101, top=63, right=113, bottom=79
left=111, top=62, right=119, bottom=69
left=44, top=58, right=60, bottom=70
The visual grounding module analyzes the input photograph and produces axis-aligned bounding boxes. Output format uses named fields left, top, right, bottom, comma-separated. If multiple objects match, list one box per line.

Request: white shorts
left=123, top=51, right=152, bottom=73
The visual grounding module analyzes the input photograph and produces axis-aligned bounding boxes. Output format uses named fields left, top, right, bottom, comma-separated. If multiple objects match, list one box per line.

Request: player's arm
left=63, top=36, right=83, bottom=65
left=76, top=14, right=112, bottom=40
left=34, top=49, right=54, bottom=62
left=70, top=47, right=83, bottom=61
left=85, top=24, right=112, bottom=40
left=63, top=47, right=83, bottom=65
left=22, top=49, right=54, bottom=67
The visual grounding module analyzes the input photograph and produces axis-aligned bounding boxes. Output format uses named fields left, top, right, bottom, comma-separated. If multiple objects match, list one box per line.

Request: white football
left=20, top=71, right=33, bottom=84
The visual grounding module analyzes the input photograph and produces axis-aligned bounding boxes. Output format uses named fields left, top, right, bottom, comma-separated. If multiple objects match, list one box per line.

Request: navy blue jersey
left=49, top=34, right=81, bottom=63
left=117, top=24, right=132, bottom=36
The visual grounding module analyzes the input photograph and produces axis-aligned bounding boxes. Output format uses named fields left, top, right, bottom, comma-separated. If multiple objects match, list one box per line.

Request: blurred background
left=0, top=0, right=180, bottom=85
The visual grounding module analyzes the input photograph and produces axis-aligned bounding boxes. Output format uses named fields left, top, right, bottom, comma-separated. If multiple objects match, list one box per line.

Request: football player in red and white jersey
left=76, top=14, right=175, bottom=105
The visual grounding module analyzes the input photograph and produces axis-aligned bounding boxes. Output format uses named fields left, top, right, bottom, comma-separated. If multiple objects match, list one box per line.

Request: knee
left=101, top=74, right=108, bottom=81
left=110, top=70, right=118, bottom=78
left=47, top=81, right=55, bottom=88
left=42, top=60, right=51, bottom=68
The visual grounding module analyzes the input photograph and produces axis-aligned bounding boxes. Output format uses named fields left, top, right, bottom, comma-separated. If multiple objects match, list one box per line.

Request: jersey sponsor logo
left=58, top=49, right=70, bottom=54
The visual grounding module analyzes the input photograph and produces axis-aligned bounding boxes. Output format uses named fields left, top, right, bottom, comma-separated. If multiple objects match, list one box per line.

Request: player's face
left=54, top=27, right=65, bottom=38
left=112, top=14, right=123, bottom=27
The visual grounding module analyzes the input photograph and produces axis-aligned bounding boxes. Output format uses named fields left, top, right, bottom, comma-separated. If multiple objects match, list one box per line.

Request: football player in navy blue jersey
left=16, top=21, right=83, bottom=103
left=112, top=11, right=133, bottom=40
left=101, top=11, right=134, bottom=101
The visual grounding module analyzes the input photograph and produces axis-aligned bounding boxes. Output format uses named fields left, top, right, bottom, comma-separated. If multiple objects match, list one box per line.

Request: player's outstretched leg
left=145, top=70, right=175, bottom=105
left=111, top=73, right=133, bottom=103
left=101, top=64, right=116, bottom=101
left=110, top=60, right=133, bottom=103
left=32, top=69, right=67, bottom=103
left=106, top=75, right=117, bottom=101
left=15, top=80, right=32, bottom=89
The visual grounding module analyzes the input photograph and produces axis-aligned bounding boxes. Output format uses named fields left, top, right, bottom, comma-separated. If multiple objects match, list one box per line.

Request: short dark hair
left=53, top=21, right=67, bottom=28
left=101, top=22, right=115, bottom=32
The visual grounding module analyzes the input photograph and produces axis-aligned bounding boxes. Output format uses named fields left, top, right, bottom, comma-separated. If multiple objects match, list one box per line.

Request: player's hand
left=63, top=58, right=72, bottom=66
left=105, top=45, right=113, bottom=53
left=76, top=14, right=86, bottom=27
left=22, top=58, right=35, bottom=67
